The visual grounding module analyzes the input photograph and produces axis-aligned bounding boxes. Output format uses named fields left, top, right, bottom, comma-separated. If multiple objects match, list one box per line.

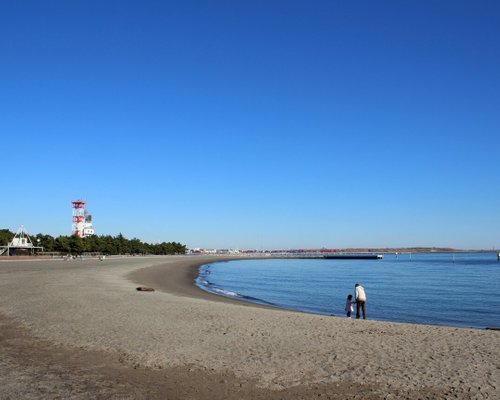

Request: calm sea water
left=195, top=253, right=500, bottom=329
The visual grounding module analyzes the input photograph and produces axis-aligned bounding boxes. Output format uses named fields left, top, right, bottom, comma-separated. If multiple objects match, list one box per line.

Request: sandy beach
left=0, top=256, right=498, bottom=399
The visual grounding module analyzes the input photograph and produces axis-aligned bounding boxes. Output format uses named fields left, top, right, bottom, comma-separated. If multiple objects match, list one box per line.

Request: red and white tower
left=72, top=200, right=95, bottom=237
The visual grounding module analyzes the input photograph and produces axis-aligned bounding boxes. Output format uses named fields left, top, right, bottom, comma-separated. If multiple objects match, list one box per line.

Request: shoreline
left=128, top=256, right=244, bottom=304
left=0, top=256, right=499, bottom=399
left=129, top=255, right=498, bottom=330
left=127, top=256, right=285, bottom=311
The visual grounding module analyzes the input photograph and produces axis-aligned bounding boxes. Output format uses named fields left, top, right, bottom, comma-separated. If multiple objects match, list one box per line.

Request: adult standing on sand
left=354, top=283, right=367, bottom=319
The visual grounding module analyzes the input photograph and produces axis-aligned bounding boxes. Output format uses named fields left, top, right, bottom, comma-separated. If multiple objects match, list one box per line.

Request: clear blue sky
left=1, top=1, right=499, bottom=249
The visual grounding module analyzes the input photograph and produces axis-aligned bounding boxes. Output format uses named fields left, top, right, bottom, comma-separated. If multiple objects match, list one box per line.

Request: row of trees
left=0, top=229, right=186, bottom=255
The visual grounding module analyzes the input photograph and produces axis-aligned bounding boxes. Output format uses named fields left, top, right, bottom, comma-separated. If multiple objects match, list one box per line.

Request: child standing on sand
left=345, top=294, right=354, bottom=318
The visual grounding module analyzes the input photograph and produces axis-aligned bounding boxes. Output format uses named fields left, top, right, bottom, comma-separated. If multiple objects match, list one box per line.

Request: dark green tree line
left=0, top=229, right=15, bottom=246
left=0, top=229, right=186, bottom=255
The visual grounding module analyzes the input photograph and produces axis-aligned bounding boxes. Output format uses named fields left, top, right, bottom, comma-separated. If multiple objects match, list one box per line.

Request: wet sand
left=0, top=256, right=499, bottom=399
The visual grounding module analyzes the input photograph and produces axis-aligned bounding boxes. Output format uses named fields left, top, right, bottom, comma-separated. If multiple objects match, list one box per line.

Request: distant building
left=72, top=200, right=95, bottom=237
left=187, top=248, right=242, bottom=255
left=0, top=225, right=43, bottom=256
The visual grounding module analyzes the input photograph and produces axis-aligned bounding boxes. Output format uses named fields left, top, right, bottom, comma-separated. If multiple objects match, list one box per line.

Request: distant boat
left=323, top=254, right=383, bottom=260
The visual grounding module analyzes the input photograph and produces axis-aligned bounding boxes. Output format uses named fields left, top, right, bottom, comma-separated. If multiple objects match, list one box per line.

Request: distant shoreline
left=239, top=248, right=497, bottom=254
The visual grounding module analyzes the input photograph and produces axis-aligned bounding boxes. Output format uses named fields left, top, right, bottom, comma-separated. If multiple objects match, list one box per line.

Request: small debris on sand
left=136, top=287, right=155, bottom=292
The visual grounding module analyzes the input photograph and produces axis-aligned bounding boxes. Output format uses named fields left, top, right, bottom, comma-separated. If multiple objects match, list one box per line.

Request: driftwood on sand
left=136, top=286, right=155, bottom=292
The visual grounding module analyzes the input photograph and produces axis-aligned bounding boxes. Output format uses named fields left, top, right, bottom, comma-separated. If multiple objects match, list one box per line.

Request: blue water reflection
left=196, top=253, right=500, bottom=328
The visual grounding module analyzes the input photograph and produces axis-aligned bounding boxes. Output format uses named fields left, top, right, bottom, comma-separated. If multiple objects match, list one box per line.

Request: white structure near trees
left=0, top=225, right=43, bottom=256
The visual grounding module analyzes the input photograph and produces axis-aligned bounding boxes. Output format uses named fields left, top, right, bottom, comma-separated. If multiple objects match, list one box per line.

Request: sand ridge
left=0, top=255, right=499, bottom=399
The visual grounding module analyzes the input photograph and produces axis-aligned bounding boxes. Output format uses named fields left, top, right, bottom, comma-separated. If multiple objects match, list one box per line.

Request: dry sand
left=0, top=255, right=498, bottom=399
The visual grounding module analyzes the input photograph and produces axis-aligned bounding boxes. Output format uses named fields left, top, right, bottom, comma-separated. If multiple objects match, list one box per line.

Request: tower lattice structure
left=72, top=200, right=95, bottom=238
left=72, top=200, right=86, bottom=237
